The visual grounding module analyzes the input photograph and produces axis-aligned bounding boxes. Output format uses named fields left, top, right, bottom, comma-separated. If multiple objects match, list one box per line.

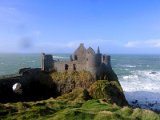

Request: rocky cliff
left=0, top=68, right=128, bottom=106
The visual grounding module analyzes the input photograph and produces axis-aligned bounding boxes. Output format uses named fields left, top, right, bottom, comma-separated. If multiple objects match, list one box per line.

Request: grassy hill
left=0, top=88, right=159, bottom=120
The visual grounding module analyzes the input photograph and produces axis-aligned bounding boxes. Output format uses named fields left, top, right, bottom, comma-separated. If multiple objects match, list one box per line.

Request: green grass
left=0, top=71, right=159, bottom=120
left=0, top=96, right=159, bottom=120
left=50, top=70, right=94, bottom=82
left=88, top=80, right=128, bottom=106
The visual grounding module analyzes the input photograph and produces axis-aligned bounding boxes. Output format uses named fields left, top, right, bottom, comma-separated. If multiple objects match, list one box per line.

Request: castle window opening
left=73, top=64, right=76, bottom=70
left=74, top=55, right=78, bottom=60
left=65, top=64, right=69, bottom=70
left=70, top=55, right=73, bottom=61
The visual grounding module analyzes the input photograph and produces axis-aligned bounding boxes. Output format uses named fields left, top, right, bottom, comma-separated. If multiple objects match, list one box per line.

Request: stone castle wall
left=41, top=43, right=111, bottom=79
left=54, top=61, right=86, bottom=72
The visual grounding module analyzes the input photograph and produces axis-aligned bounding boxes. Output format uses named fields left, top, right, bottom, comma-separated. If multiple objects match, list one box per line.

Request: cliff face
left=49, top=69, right=127, bottom=106
left=50, top=71, right=95, bottom=94
left=0, top=68, right=128, bottom=106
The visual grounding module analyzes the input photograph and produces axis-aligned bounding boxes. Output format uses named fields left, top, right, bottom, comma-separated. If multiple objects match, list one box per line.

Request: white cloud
left=124, top=39, right=160, bottom=48
left=124, top=41, right=139, bottom=47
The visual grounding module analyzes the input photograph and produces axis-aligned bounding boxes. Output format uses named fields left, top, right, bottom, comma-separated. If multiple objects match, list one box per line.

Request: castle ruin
left=41, top=43, right=112, bottom=79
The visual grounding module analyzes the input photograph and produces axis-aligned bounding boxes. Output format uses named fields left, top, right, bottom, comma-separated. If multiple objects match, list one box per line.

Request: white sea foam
left=118, top=64, right=136, bottom=68
left=120, top=70, right=160, bottom=110
left=125, top=65, right=136, bottom=68
left=124, top=68, right=129, bottom=71
left=122, top=75, right=138, bottom=80
left=120, top=70, right=160, bottom=92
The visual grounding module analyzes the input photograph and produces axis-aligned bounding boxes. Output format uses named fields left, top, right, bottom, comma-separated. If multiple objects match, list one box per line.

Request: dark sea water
left=0, top=53, right=160, bottom=111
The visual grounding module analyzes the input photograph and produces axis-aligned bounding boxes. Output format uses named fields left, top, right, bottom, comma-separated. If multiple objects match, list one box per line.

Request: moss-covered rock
left=88, top=80, right=128, bottom=106
left=50, top=71, right=95, bottom=95
left=56, top=88, right=91, bottom=103
left=50, top=70, right=128, bottom=107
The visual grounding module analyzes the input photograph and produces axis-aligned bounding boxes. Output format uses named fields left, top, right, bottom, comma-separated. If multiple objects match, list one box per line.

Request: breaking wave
left=119, top=70, right=160, bottom=111
left=120, top=70, right=160, bottom=92
left=118, top=64, right=136, bottom=68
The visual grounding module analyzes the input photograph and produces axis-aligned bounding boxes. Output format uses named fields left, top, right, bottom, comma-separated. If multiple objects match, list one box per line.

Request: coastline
left=1, top=54, right=159, bottom=112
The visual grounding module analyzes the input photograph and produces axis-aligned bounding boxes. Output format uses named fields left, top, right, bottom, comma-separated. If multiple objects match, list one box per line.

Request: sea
left=0, top=53, right=160, bottom=111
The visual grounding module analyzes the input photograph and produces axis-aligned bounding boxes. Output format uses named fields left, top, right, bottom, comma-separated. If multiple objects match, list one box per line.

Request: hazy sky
left=0, top=0, right=160, bottom=54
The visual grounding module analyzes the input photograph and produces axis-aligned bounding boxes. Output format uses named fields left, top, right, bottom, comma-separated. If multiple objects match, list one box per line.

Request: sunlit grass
left=0, top=89, right=159, bottom=120
left=50, top=70, right=94, bottom=82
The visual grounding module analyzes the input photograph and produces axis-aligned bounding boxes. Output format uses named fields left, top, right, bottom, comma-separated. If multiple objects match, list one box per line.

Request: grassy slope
left=0, top=88, right=159, bottom=120
left=0, top=71, right=159, bottom=120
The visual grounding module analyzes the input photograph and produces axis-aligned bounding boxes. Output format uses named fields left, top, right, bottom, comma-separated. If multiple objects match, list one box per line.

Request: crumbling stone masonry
left=41, top=43, right=111, bottom=79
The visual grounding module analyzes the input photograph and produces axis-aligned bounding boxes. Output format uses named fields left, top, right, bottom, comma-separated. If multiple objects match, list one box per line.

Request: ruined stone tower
left=41, top=43, right=111, bottom=79
left=41, top=53, right=53, bottom=72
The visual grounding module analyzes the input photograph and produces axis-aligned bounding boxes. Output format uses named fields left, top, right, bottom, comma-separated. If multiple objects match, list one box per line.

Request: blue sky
left=0, top=0, right=160, bottom=54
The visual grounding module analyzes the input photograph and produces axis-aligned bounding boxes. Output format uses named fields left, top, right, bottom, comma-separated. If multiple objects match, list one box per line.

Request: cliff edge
left=0, top=67, right=128, bottom=106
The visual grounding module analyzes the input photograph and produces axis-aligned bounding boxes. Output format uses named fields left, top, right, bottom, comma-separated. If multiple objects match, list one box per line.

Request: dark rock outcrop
left=0, top=68, right=58, bottom=103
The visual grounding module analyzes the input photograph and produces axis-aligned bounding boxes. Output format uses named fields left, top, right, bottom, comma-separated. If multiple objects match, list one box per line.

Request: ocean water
left=111, top=54, right=160, bottom=111
left=0, top=53, right=160, bottom=111
left=0, top=54, right=41, bottom=75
